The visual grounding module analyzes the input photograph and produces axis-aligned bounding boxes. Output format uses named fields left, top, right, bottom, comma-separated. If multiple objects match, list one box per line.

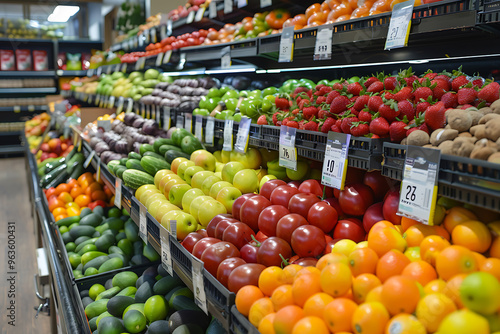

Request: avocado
left=107, top=295, right=135, bottom=318
left=123, top=309, right=147, bottom=333
left=146, top=320, right=170, bottom=334
left=134, top=281, right=154, bottom=303
left=130, top=255, right=149, bottom=266
left=96, top=286, right=121, bottom=301
left=80, top=213, right=103, bottom=227
left=153, top=276, right=184, bottom=296
left=117, top=286, right=137, bottom=298
left=84, top=299, right=109, bottom=319
left=171, top=324, right=204, bottom=334
left=88, top=316, right=98, bottom=331
left=168, top=310, right=210, bottom=333
left=112, top=271, right=138, bottom=289
left=82, top=296, right=94, bottom=309
left=97, top=316, right=125, bottom=334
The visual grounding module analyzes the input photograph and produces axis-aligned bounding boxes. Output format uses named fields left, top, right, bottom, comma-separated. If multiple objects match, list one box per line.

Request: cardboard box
left=79, top=108, right=110, bottom=129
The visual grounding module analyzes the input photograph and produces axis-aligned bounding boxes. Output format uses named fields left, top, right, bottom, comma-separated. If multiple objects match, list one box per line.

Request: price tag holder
left=186, top=10, right=196, bottom=24
left=176, top=115, right=184, bottom=129
left=209, top=0, right=217, bottom=18
left=128, top=39, right=134, bottom=50
left=184, top=113, right=193, bottom=133
left=195, top=7, right=206, bottom=21
left=279, top=125, right=297, bottom=170
left=321, top=132, right=350, bottom=190
left=96, top=156, right=101, bottom=182
left=151, top=28, right=157, bottom=43
left=177, top=53, right=187, bottom=70
left=108, top=96, right=116, bottom=109
left=156, top=53, right=164, bottom=67
left=139, top=202, right=148, bottom=244
left=224, top=0, right=233, bottom=14
left=83, top=150, right=95, bottom=169
left=146, top=105, right=151, bottom=119
left=155, top=105, right=160, bottom=121
left=114, top=64, right=121, bottom=72
left=261, top=0, right=272, bottom=7
left=234, top=117, right=251, bottom=153
left=121, top=63, right=127, bottom=73
left=398, top=146, right=440, bottom=225
left=13, top=106, right=21, bottom=113
left=116, top=97, right=125, bottom=113
left=114, top=178, right=122, bottom=209
left=314, top=25, right=333, bottom=61
left=279, top=26, right=295, bottom=63
left=163, top=50, right=172, bottom=64
left=205, top=117, right=215, bottom=146
left=385, top=0, right=415, bottom=50
left=194, top=115, right=203, bottom=142
left=191, top=257, right=208, bottom=314
left=167, top=20, right=173, bottom=36
left=126, top=98, right=134, bottom=113
left=160, top=225, right=173, bottom=276
left=163, top=107, right=171, bottom=130
left=221, top=46, right=231, bottom=69
left=238, top=0, right=248, bottom=7
left=223, top=119, right=234, bottom=151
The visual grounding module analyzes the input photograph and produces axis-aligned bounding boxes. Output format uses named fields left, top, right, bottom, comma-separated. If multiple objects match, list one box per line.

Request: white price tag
left=224, top=0, right=233, bottom=14
left=163, top=50, right=172, bottom=64
left=126, top=98, right=134, bottom=113
left=314, top=25, right=333, bottom=61
left=195, top=115, right=203, bottom=142
left=163, top=107, right=171, bottom=130
left=184, top=113, right=193, bottom=133
left=209, top=1, right=217, bottom=18
left=279, top=26, right=295, bottom=63
left=167, top=20, right=173, bottom=36
left=88, top=94, right=93, bottom=104
left=205, top=117, right=215, bottom=146
left=96, top=67, right=102, bottom=76
left=238, top=0, right=248, bottom=7
left=135, top=57, right=146, bottom=71
left=96, top=155, right=101, bottom=182
left=106, top=66, right=112, bottom=75
left=155, top=105, right=160, bottom=121
left=156, top=53, right=164, bottom=67
left=279, top=125, right=297, bottom=171
left=321, top=132, right=350, bottom=190
left=114, top=64, right=121, bottom=72
left=195, top=7, right=206, bottom=21
left=83, top=150, right=95, bottom=169
left=160, top=225, right=173, bottom=276
left=128, top=39, right=134, bottom=50
left=28, top=105, right=35, bottom=112
left=86, top=69, right=93, bottom=77
left=108, top=96, right=116, bottom=108
left=186, top=10, right=196, bottom=24
left=221, top=46, right=231, bottom=69
left=144, top=30, right=150, bottom=44
left=234, top=117, right=251, bottom=153
left=260, top=0, right=272, bottom=7
left=160, top=25, right=167, bottom=39
left=139, top=202, right=148, bottom=243
left=114, top=178, right=122, bottom=209
left=385, top=0, right=415, bottom=50
left=223, top=119, right=234, bottom=151
left=176, top=115, right=184, bottom=129
left=398, top=146, right=440, bottom=225
left=177, top=53, right=187, bottom=70
left=116, top=97, right=125, bottom=113
left=151, top=29, right=157, bottom=43
left=13, top=106, right=21, bottom=113
left=191, top=257, right=208, bottom=314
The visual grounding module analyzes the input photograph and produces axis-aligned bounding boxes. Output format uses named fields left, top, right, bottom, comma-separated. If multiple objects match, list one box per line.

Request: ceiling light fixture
left=48, top=5, right=80, bottom=23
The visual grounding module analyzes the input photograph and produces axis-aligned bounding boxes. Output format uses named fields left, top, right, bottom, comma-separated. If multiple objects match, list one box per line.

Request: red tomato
left=363, top=202, right=385, bottom=233
left=192, top=237, right=221, bottom=258
left=232, top=193, right=256, bottom=221
left=206, top=214, right=234, bottom=237
left=222, top=222, right=255, bottom=249
left=240, top=195, right=272, bottom=232
left=217, top=257, right=246, bottom=289
left=257, top=237, right=292, bottom=267
left=201, top=241, right=240, bottom=277
left=276, top=213, right=308, bottom=245
left=298, top=179, right=323, bottom=197
left=307, top=202, right=338, bottom=233
left=255, top=231, right=269, bottom=242
left=383, top=190, right=401, bottom=225
left=291, top=225, right=326, bottom=258
left=214, top=218, right=238, bottom=240
left=240, top=242, right=259, bottom=263
left=323, top=197, right=344, bottom=218
left=288, top=193, right=321, bottom=218
left=228, top=263, right=266, bottom=293
left=270, top=185, right=300, bottom=207
left=197, top=229, right=208, bottom=238
left=333, top=219, right=366, bottom=243
left=338, top=183, right=374, bottom=216
left=181, top=232, right=204, bottom=253
left=260, top=179, right=287, bottom=200
left=257, top=205, right=290, bottom=237
left=292, top=257, right=319, bottom=267
left=288, top=181, right=301, bottom=189
left=363, top=170, right=392, bottom=201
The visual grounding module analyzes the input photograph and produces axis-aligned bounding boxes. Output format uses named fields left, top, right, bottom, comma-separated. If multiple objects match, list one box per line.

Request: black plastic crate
left=203, top=271, right=235, bottom=324
left=170, top=237, right=193, bottom=277
left=231, top=305, right=260, bottom=334
left=214, top=119, right=225, bottom=139
left=147, top=211, right=161, bottom=252
left=382, top=142, right=407, bottom=180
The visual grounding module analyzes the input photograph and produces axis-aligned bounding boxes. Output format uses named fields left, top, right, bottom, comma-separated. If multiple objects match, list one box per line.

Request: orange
left=91, top=190, right=107, bottom=201
left=480, top=258, right=500, bottom=281
left=66, top=206, right=80, bottom=217
left=400, top=216, right=419, bottom=232
left=404, top=224, right=450, bottom=247
left=103, top=184, right=113, bottom=198
left=271, top=284, right=294, bottom=311
left=376, top=249, right=411, bottom=282
left=235, top=285, right=264, bottom=317
left=292, top=271, right=322, bottom=307
left=291, top=316, right=329, bottom=334
left=48, top=197, right=65, bottom=212
left=435, top=245, right=478, bottom=280
left=401, top=260, right=437, bottom=286
left=352, top=302, right=390, bottom=334
left=386, top=314, right=426, bottom=334
left=283, top=264, right=303, bottom=283
left=295, top=267, right=321, bottom=279
left=55, top=214, right=68, bottom=222
left=365, top=285, right=384, bottom=303
left=74, top=194, right=91, bottom=208
left=348, top=247, right=379, bottom=276
left=452, top=220, right=492, bottom=253
left=491, top=236, right=500, bottom=258
left=259, top=266, right=288, bottom=296
left=77, top=172, right=94, bottom=186
left=248, top=297, right=274, bottom=328
left=52, top=207, right=67, bottom=217
left=303, top=293, right=334, bottom=318
left=67, top=179, right=78, bottom=188
left=320, top=262, right=352, bottom=298
left=57, top=191, right=73, bottom=203
left=316, top=252, right=348, bottom=271
left=416, top=293, right=457, bottom=333
left=55, top=183, right=71, bottom=195
left=443, top=207, right=478, bottom=233
left=70, top=185, right=84, bottom=198
left=381, top=276, right=420, bottom=316
left=258, top=313, right=276, bottom=334
left=352, top=273, right=381, bottom=304
left=423, top=279, right=447, bottom=294
left=274, top=305, right=304, bottom=334
left=420, top=235, right=450, bottom=266
left=323, top=298, right=358, bottom=333
left=370, top=220, right=396, bottom=233
left=85, top=181, right=103, bottom=195
left=443, top=274, right=467, bottom=308
left=367, top=227, right=407, bottom=257
left=473, top=251, right=487, bottom=268
left=404, top=246, right=421, bottom=262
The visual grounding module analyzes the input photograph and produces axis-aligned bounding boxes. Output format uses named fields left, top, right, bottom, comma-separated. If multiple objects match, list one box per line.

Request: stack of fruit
left=25, top=112, right=51, bottom=150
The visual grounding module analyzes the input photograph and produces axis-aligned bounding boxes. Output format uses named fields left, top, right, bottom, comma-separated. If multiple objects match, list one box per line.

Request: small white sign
left=314, top=25, right=333, bottom=61
left=261, top=0, right=272, bottom=7
left=184, top=113, right=193, bottom=133
left=114, top=178, right=122, bottom=209
left=191, top=256, right=208, bottom=314
left=186, top=10, right=196, bottom=24
left=321, top=132, right=350, bottom=190
left=163, top=50, right=172, bottom=64
left=209, top=1, right=217, bottom=18
left=195, top=7, right=206, bottom=21
left=223, top=119, right=234, bottom=151
left=234, top=117, right=251, bottom=153
left=160, top=225, right=173, bottom=276
left=279, top=26, right=295, bottom=63
left=385, top=0, right=415, bottom=50
left=224, top=0, right=233, bottom=14
left=221, top=46, right=231, bottom=69
left=195, top=115, right=203, bottom=142
left=163, top=107, right=171, bottom=130
left=279, top=125, right=297, bottom=170
left=139, top=202, right=148, bottom=243
left=205, top=117, right=215, bottom=146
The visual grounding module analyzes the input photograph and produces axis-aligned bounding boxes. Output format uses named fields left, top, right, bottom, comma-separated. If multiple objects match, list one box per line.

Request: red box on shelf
left=15, top=49, right=32, bottom=71
left=0, top=50, right=15, bottom=71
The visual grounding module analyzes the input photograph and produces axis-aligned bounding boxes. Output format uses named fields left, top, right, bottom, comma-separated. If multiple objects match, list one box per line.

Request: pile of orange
left=235, top=205, right=500, bottom=334
left=44, top=172, right=114, bottom=221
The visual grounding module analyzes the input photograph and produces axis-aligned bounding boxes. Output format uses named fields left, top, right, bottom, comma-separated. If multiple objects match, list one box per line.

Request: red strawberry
left=257, top=115, right=268, bottom=125
left=363, top=77, right=380, bottom=88
left=431, top=79, right=449, bottom=100
left=407, top=122, right=429, bottom=136
left=393, top=87, right=413, bottom=102
left=287, top=121, right=299, bottom=128
left=318, top=108, right=332, bottom=119
left=350, top=122, right=370, bottom=137
left=292, top=108, right=300, bottom=115
left=350, top=96, right=358, bottom=103
left=303, top=105, right=319, bottom=119
left=319, top=86, right=333, bottom=96
left=335, top=119, right=342, bottom=128
left=404, top=75, right=419, bottom=87
left=359, top=110, right=372, bottom=122
left=478, top=82, right=500, bottom=103
left=275, top=95, right=290, bottom=109
left=424, top=101, right=446, bottom=130
left=314, top=84, right=327, bottom=93
left=298, top=99, right=310, bottom=110
left=379, top=102, right=400, bottom=122
left=368, top=95, right=384, bottom=112
left=326, top=90, right=341, bottom=104
left=369, top=117, right=390, bottom=136
left=397, top=100, right=415, bottom=121
left=298, top=120, right=307, bottom=129
left=413, top=86, right=433, bottom=101
left=457, top=86, right=478, bottom=105
left=316, top=95, right=327, bottom=105
left=472, top=77, right=484, bottom=89
left=320, top=117, right=336, bottom=133
left=389, top=121, right=408, bottom=143
left=282, top=116, right=294, bottom=126
left=354, top=95, right=370, bottom=110
left=332, top=82, right=345, bottom=91
left=435, top=74, right=451, bottom=82
left=272, top=112, right=281, bottom=125
left=367, top=81, right=384, bottom=93
left=293, top=87, right=312, bottom=98
left=398, top=68, right=418, bottom=87
left=330, top=124, right=342, bottom=133
left=441, top=92, right=458, bottom=108
left=423, top=71, right=438, bottom=80
left=384, top=76, right=398, bottom=91
left=452, top=75, right=469, bottom=92
left=330, top=95, right=350, bottom=114
left=416, top=100, right=431, bottom=115
left=350, top=108, right=360, bottom=117
left=347, top=82, right=363, bottom=95
left=304, top=120, right=319, bottom=131
left=341, top=117, right=359, bottom=134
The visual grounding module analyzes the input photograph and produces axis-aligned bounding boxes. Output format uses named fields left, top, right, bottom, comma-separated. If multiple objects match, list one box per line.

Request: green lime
left=144, top=295, right=168, bottom=323
left=59, top=225, right=69, bottom=234
left=107, top=207, right=121, bottom=218
left=68, top=253, right=82, bottom=269
left=89, top=284, right=106, bottom=301
left=124, top=309, right=147, bottom=333
left=84, top=267, right=99, bottom=276
left=65, top=242, right=76, bottom=252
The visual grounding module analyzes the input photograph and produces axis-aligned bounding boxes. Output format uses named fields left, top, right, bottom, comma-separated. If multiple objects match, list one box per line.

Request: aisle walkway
left=0, top=158, right=52, bottom=333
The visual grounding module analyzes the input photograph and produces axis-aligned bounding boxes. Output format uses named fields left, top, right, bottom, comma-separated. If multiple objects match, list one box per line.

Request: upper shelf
left=0, top=71, right=56, bottom=78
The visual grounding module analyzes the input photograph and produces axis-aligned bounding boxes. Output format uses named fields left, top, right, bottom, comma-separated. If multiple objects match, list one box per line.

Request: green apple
left=213, top=150, right=222, bottom=162
left=145, top=193, right=167, bottom=210
left=177, top=160, right=196, bottom=180
left=259, top=148, right=279, bottom=166
left=174, top=212, right=199, bottom=240
left=184, top=166, right=205, bottom=186
left=163, top=178, right=186, bottom=198
left=209, top=181, right=234, bottom=199
left=259, top=174, right=277, bottom=190
left=154, top=169, right=174, bottom=189
left=194, top=151, right=216, bottom=171
left=181, top=188, right=205, bottom=213
left=256, top=168, right=267, bottom=182
left=158, top=174, right=183, bottom=193
left=237, top=148, right=262, bottom=169
left=171, top=157, right=189, bottom=174
left=216, top=186, right=242, bottom=214
left=221, top=150, right=231, bottom=163
left=168, top=184, right=192, bottom=207
left=221, top=161, right=245, bottom=183
left=139, top=188, right=161, bottom=206
left=189, top=196, right=214, bottom=223
left=148, top=198, right=168, bottom=218
left=215, top=172, right=222, bottom=179
left=160, top=210, right=181, bottom=231
left=233, top=169, right=259, bottom=194
left=216, top=162, right=224, bottom=172
left=286, top=160, right=310, bottom=181
left=155, top=203, right=180, bottom=223
left=459, top=272, right=500, bottom=315
left=191, top=171, right=215, bottom=189
left=201, top=175, right=222, bottom=195
left=190, top=149, right=206, bottom=162
left=197, top=200, right=228, bottom=227
left=135, top=185, right=158, bottom=201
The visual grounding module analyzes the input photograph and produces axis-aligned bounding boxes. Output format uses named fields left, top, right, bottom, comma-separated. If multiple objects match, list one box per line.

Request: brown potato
left=430, top=129, right=459, bottom=146
left=485, top=118, right=500, bottom=142
left=407, top=130, right=429, bottom=146
left=447, top=109, right=472, bottom=132
left=471, top=146, right=497, bottom=160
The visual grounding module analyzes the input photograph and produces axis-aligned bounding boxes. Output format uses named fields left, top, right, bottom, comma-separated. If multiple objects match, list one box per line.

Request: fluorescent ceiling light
left=48, top=5, right=80, bottom=23
left=205, top=67, right=255, bottom=75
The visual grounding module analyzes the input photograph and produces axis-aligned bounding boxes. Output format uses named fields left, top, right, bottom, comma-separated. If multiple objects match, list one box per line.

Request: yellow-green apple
left=194, top=150, right=216, bottom=171
left=160, top=210, right=181, bottom=231
left=201, top=175, right=222, bottom=195
left=154, top=169, right=174, bottom=188
left=233, top=169, right=259, bottom=194
left=255, top=168, right=267, bottom=182
left=177, top=160, right=196, bottom=180
left=158, top=174, right=183, bottom=192
left=148, top=198, right=168, bottom=218
left=155, top=202, right=181, bottom=222
left=191, top=171, right=215, bottom=189
left=171, top=157, right=188, bottom=174
left=216, top=186, right=242, bottom=213
left=168, top=184, right=192, bottom=207
left=221, top=150, right=231, bottom=163
left=145, top=193, right=167, bottom=209
left=163, top=178, right=186, bottom=198
left=213, top=150, right=222, bottom=162
left=216, top=162, right=224, bottom=172
left=286, top=160, right=310, bottom=180
left=135, top=185, right=158, bottom=201
left=190, top=149, right=206, bottom=162
left=196, top=224, right=204, bottom=231
left=197, top=200, right=228, bottom=226
left=221, top=161, right=245, bottom=183
left=215, top=171, right=222, bottom=179
left=173, top=212, right=199, bottom=240
left=259, top=174, right=277, bottom=190
left=184, top=166, right=205, bottom=185
left=209, top=181, right=234, bottom=199
left=139, top=188, right=162, bottom=206
left=181, top=188, right=205, bottom=213
left=189, top=196, right=214, bottom=223
left=232, top=148, right=262, bottom=169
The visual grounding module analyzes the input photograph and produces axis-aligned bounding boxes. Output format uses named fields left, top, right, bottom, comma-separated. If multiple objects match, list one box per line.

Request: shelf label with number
left=279, top=125, right=297, bottom=170
left=114, top=178, right=122, bottom=209
left=398, top=146, right=440, bottom=225
left=314, top=25, right=333, bottom=61
left=385, top=0, right=415, bottom=50
left=147, top=105, right=152, bottom=119
left=141, top=104, right=146, bottom=118
left=156, top=53, right=164, bottom=67
left=184, top=113, right=193, bottom=133
left=223, top=119, right=234, bottom=151
left=163, top=107, right=171, bottom=130
left=205, top=117, right=215, bottom=146
left=221, top=46, right=231, bottom=69
left=96, top=155, right=101, bottom=182
left=234, top=117, right=251, bottom=153
left=191, top=257, right=208, bottom=314
left=13, top=106, right=21, bottom=113
left=163, top=50, right=172, bottom=64
left=224, top=0, right=233, bottom=14
left=106, top=66, right=112, bottom=75
left=238, top=0, right=248, bottom=7
left=321, top=132, right=350, bottom=190
left=160, top=225, right=173, bottom=276
left=176, top=115, right=184, bottom=129
left=195, top=115, right=203, bottom=142
left=261, top=0, right=272, bottom=7
left=121, top=63, right=127, bottom=73
left=139, top=202, right=148, bottom=243
left=108, top=96, right=116, bottom=109
left=151, top=28, right=157, bottom=43
left=195, top=7, right=206, bottom=21
left=83, top=150, right=95, bottom=169
left=186, top=10, right=196, bottom=24
left=209, top=0, right=217, bottom=18
left=126, top=98, right=134, bottom=113
left=279, top=26, right=295, bottom=63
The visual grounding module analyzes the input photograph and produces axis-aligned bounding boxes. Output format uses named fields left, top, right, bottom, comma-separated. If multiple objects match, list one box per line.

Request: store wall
left=150, top=0, right=185, bottom=15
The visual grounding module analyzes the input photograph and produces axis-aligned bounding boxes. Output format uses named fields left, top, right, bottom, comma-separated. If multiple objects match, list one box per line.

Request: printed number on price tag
left=321, top=132, right=350, bottom=190
left=279, top=26, right=295, bottom=63
left=279, top=125, right=297, bottom=170
left=385, top=0, right=415, bottom=50
left=223, top=119, right=234, bottom=151
left=205, top=117, right=215, bottom=146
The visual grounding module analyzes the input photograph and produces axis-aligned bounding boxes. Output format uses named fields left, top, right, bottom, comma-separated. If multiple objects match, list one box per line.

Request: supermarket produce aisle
left=0, top=158, right=51, bottom=333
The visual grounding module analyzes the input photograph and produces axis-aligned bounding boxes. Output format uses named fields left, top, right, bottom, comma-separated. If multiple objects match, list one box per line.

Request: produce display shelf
left=231, top=305, right=260, bottom=334
left=0, top=105, right=48, bottom=112
left=0, top=70, right=56, bottom=77
left=0, top=87, right=57, bottom=95
left=382, top=142, right=500, bottom=212
left=57, top=70, right=88, bottom=77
